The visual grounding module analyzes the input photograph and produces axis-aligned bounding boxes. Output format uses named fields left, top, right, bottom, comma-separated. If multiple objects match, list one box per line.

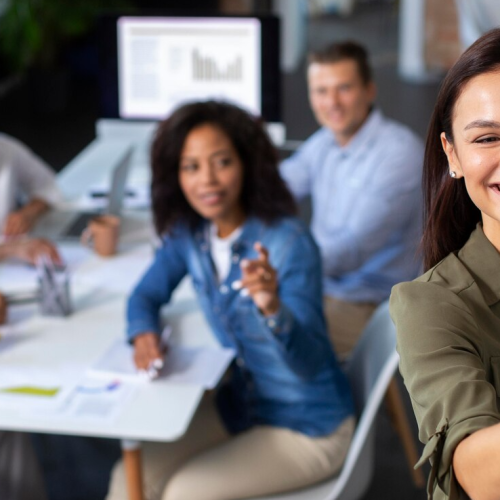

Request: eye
left=214, top=156, right=233, bottom=168
left=180, top=162, right=197, bottom=172
left=475, top=135, right=500, bottom=144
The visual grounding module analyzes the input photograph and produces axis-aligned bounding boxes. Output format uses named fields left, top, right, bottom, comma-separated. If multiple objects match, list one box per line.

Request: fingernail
left=152, top=358, right=164, bottom=370
left=240, top=260, right=249, bottom=268
left=231, top=280, right=243, bottom=290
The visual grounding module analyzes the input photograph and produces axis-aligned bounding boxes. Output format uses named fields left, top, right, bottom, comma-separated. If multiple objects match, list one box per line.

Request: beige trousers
left=106, top=395, right=354, bottom=500
left=323, top=296, right=378, bottom=361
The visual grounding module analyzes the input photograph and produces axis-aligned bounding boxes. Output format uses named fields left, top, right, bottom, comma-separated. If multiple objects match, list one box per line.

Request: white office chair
left=250, top=300, right=399, bottom=500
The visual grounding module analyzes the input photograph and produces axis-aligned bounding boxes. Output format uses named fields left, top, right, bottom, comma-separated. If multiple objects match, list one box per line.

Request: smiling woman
left=106, top=101, right=355, bottom=500
left=390, top=28, right=500, bottom=500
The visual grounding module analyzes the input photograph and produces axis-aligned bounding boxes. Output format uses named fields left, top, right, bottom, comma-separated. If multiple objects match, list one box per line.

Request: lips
left=198, top=192, right=224, bottom=205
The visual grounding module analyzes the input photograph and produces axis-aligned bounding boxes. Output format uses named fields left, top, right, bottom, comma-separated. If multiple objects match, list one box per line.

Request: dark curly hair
left=151, top=100, right=296, bottom=235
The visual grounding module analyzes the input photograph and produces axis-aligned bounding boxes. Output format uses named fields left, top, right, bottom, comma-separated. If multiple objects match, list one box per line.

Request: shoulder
left=377, top=116, right=424, bottom=157
left=390, top=253, right=477, bottom=345
left=0, top=133, right=25, bottom=159
left=295, top=127, right=333, bottom=154
left=260, top=217, right=320, bottom=261
left=160, top=222, right=194, bottom=248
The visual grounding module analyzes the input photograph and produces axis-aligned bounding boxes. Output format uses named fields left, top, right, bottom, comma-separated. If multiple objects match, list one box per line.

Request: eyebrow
left=464, top=120, right=500, bottom=131
left=180, top=149, right=231, bottom=161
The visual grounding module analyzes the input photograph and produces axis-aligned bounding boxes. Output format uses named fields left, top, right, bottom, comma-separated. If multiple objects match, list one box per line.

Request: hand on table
left=1, top=238, right=62, bottom=266
left=235, top=242, right=280, bottom=317
left=3, top=210, right=36, bottom=237
left=133, top=332, right=167, bottom=380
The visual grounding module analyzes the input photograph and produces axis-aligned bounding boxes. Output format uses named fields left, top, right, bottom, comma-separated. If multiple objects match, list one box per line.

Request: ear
left=367, top=81, right=377, bottom=103
left=440, top=132, right=463, bottom=179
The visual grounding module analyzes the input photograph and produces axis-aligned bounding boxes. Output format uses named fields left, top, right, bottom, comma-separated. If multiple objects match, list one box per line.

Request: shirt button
left=267, top=318, right=277, bottom=328
left=232, top=254, right=240, bottom=263
left=219, top=284, right=229, bottom=294
left=236, top=357, right=245, bottom=367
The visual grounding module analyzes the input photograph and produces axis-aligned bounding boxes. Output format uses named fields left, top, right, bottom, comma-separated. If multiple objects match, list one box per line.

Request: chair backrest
left=345, top=299, right=398, bottom=417
left=248, top=300, right=399, bottom=500
left=330, top=299, right=399, bottom=500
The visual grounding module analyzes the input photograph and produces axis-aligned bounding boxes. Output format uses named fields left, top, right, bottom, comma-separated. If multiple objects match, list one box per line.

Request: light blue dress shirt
left=280, top=109, right=424, bottom=303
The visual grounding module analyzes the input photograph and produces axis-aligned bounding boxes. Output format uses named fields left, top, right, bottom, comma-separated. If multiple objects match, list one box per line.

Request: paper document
left=0, top=366, right=80, bottom=412
left=89, top=339, right=235, bottom=389
left=55, top=377, right=137, bottom=423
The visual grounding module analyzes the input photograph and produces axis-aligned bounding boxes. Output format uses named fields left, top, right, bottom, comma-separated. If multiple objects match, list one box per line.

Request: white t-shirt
left=0, top=133, right=61, bottom=228
left=209, top=223, right=243, bottom=283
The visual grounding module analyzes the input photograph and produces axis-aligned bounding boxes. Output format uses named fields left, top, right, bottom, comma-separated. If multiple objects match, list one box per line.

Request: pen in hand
left=135, top=325, right=172, bottom=381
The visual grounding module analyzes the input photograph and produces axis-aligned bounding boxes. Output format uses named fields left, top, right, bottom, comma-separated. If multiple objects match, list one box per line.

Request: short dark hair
left=151, top=100, right=296, bottom=235
left=308, top=41, right=372, bottom=85
left=422, top=28, right=500, bottom=270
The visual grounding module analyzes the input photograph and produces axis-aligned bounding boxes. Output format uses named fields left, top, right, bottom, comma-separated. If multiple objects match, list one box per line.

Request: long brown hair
left=423, top=28, right=500, bottom=270
left=151, top=101, right=296, bottom=236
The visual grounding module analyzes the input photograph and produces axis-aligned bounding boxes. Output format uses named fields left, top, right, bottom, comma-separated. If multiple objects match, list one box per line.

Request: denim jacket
left=127, top=216, right=354, bottom=437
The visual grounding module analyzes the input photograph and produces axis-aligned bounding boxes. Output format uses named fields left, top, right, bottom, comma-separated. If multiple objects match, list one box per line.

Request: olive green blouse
left=390, top=224, right=500, bottom=500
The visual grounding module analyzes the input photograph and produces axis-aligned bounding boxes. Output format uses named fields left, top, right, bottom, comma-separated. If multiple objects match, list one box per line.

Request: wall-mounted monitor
left=99, top=13, right=281, bottom=123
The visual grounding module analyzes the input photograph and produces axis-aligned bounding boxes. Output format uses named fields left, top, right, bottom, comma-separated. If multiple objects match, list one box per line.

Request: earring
left=449, top=170, right=457, bottom=178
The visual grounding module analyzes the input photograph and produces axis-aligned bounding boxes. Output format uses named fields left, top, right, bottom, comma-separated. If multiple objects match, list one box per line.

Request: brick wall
left=424, top=0, right=462, bottom=71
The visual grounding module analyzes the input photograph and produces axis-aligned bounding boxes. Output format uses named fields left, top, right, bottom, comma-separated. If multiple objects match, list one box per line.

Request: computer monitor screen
left=99, top=13, right=280, bottom=122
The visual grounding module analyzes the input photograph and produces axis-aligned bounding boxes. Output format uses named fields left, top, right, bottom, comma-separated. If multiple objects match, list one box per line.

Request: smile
left=198, top=192, right=224, bottom=205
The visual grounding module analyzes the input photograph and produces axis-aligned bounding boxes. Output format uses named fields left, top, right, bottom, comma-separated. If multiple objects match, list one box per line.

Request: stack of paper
left=88, top=339, right=235, bottom=389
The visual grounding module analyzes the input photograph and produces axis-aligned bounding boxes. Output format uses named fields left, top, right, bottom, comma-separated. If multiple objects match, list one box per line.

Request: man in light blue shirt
left=281, top=41, right=424, bottom=358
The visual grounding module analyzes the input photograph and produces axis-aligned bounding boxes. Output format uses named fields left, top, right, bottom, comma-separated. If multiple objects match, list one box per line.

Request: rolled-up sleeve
left=127, top=236, right=188, bottom=341
left=390, top=281, right=500, bottom=499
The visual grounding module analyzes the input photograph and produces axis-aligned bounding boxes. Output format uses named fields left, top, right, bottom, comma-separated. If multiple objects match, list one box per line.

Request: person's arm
left=391, top=281, right=500, bottom=499
left=3, top=199, right=50, bottom=236
left=319, top=140, right=423, bottom=276
left=241, top=226, right=333, bottom=379
left=0, top=238, right=61, bottom=265
left=127, top=234, right=188, bottom=368
left=9, top=136, right=61, bottom=209
left=453, top=423, right=500, bottom=500
left=279, top=132, right=325, bottom=201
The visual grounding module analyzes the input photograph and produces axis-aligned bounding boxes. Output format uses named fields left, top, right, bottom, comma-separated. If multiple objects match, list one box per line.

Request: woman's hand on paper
left=133, top=331, right=166, bottom=379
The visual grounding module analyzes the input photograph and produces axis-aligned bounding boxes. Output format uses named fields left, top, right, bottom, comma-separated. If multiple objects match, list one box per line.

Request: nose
left=326, top=89, right=340, bottom=107
left=199, top=163, right=217, bottom=185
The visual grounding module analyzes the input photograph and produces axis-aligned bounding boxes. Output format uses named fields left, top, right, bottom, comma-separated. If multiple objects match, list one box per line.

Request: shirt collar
left=458, top=223, right=500, bottom=306
left=195, top=216, right=264, bottom=254
left=327, top=107, right=384, bottom=154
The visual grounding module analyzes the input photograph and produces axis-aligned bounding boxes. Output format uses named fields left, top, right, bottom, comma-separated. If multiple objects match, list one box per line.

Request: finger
left=40, top=241, right=63, bottom=265
left=254, top=242, right=269, bottom=262
left=245, top=282, right=276, bottom=296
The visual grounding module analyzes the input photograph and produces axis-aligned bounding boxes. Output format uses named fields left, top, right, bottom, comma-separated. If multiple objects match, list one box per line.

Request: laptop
left=34, top=146, right=134, bottom=241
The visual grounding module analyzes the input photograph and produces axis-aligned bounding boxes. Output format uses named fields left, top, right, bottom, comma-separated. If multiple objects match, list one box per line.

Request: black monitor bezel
left=98, top=11, right=281, bottom=123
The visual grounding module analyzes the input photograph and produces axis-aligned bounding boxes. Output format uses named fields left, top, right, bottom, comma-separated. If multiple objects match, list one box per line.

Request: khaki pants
left=106, top=395, right=354, bottom=500
left=323, top=296, right=378, bottom=361
left=0, top=431, right=48, bottom=500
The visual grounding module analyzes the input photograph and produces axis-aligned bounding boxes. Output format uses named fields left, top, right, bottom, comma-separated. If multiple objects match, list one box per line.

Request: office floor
left=0, top=2, right=439, bottom=499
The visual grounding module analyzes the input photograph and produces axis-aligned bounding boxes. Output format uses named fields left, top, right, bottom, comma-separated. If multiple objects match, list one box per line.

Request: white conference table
left=0, top=232, right=217, bottom=500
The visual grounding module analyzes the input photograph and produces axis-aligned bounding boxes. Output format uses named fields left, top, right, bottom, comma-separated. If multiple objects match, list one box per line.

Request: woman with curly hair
left=106, top=101, right=354, bottom=500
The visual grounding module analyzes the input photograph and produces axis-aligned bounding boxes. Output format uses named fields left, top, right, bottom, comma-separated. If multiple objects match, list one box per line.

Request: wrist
left=260, top=298, right=280, bottom=317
